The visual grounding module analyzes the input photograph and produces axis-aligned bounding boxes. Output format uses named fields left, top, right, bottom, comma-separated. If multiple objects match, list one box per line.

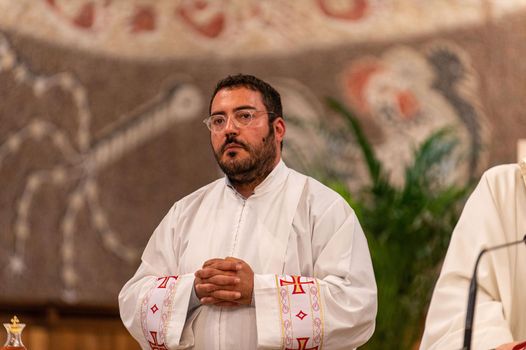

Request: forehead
left=210, top=87, right=265, bottom=113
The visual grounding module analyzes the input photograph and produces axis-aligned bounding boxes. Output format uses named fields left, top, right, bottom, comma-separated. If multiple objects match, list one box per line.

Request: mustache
left=221, top=136, right=249, bottom=153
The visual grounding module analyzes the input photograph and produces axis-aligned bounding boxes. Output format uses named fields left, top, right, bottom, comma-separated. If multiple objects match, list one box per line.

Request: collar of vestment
left=225, top=159, right=288, bottom=199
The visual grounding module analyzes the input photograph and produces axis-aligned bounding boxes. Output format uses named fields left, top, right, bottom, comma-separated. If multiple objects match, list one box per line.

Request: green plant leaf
left=314, top=100, right=474, bottom=349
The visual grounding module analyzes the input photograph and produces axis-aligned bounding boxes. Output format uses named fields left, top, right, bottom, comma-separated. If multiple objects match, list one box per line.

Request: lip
left=223, top=143, right=245, bottom=152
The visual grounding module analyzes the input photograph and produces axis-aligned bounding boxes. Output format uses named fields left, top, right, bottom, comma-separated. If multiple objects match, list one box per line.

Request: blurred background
left=0, top=0, right=525, bottom=349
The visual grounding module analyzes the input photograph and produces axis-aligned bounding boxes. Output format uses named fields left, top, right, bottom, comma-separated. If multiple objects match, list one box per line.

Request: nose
left=222, top=115, right=240, bottom=134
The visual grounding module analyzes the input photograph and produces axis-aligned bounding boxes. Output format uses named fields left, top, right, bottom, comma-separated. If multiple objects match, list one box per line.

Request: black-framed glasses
left=203, top=109, right=275, bottom=133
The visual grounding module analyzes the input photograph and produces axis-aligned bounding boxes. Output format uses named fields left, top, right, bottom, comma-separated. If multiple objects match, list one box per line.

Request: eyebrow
left=210, top=105, right=257, bottom=116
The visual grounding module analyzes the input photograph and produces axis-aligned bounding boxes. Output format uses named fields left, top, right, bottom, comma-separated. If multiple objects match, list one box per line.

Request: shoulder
left=479, top=163, right=523, bottom=195
left=168, top=178, right=224, bottom=216
left=466, top=163, right=526, bottom=220
left=288, top=167, right=343, bottom=198
left=288, top=168, right=353, bottom=216
left=179, top=178, right=224, bottom=203
left=482, top=163, right=520, bottom=181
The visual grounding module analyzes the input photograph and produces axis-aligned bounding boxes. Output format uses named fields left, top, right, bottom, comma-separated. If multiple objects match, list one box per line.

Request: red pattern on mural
left=317, top=0, right=369, bottom=21
left=176, top=0, right=226, bottom=38
left=396, top=90, right=420, bottom=121
left=41, top=1, right=371, bottom=39
left=344, top=57, right=422, bottom=121
left=344, top=61, right=383, bottom=113
left=343, top=51, right=431, bottom=128
left=132, top=6, right=156, bottom=32
left=44, top=0, right=110, bottom=30
left=74, top=2, right=95, bottom=28
left=344, top=59, right=421, bottom=121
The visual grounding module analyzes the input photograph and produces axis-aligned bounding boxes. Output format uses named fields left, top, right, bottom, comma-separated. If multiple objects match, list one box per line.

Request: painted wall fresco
left=0, top=0, right=519, bottom=59
left=340, top=42, right=487, bottom=184
left=0, top=1, right=525, bottom=307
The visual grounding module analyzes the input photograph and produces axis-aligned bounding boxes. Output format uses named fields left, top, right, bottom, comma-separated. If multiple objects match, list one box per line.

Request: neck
left=231, top=181, right=257, bottom=198
left=229, top=158, right=280, bottom=198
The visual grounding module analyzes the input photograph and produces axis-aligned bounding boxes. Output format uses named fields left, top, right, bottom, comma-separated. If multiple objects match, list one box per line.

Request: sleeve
left=118, top=205, right=196, bottom=350
left=420, top=170, right=515, bottom=350
left=253, top=199, right=378, bottom=350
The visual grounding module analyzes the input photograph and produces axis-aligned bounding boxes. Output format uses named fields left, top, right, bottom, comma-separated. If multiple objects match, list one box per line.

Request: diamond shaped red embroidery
left=296, top=310, right=308, bottom=320
left=150, top=304, right=159, bottom=314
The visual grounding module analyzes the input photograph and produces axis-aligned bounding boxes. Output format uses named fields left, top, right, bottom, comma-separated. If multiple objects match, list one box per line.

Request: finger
left=204, top=275, right=240, bottom=286
left=199, top=296, right=235, bottom=304
left=195, top=283, right=218, bottom=295
left=225, top=257, right=244, bottom=268
left=199, top=282, right=237, bottom=292
left=205, top=260, right=241, bottom=271
left=199, top=296, right=219, bottom=305
left=199, top=296, right=238, bottom=306
left=195, top=268, right=237, bottom=279
left=203, top=258, right=224, bottom=267
left=210, top=289, right=241, bottom=301
left=224, top=256, right=241, bottom=263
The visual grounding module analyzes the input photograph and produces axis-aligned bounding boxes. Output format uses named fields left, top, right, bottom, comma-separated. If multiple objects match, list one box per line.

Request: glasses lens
left=205, top=110, right=264, bottom=132
left=208, top=115, right=226, bottom=131
left=234, top=110, right=255, bottom=126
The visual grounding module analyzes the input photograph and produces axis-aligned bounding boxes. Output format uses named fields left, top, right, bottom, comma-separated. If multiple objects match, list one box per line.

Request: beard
left=213, top=127, right=277, bottom=187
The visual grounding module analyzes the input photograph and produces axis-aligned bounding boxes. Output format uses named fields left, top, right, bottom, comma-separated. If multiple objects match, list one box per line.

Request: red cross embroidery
left=279, top=276, right=314, bottom=294
left=148, top=331, right=167, bottom=350
left=156, top=275, right=178, bottom=289
left=286, top=337, right=319, bottom=350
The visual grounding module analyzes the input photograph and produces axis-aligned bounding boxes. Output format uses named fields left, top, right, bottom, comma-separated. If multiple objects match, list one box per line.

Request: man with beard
left=119, top=74, right=377, bottom=350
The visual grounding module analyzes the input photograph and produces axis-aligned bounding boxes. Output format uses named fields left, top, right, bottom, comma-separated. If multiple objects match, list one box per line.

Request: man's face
left=209, top=87, right=284, bottom=184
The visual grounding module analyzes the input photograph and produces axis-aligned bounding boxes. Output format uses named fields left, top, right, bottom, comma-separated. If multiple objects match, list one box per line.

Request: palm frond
left=319, top=100, right=473, bottom=349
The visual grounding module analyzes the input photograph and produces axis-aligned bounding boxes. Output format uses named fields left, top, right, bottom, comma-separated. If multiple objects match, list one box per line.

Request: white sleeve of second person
left=420, top=171, right=514, bottom=350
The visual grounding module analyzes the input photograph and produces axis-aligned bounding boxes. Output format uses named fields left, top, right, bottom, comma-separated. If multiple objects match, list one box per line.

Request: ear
left=273, top=117, right=286, bottom=143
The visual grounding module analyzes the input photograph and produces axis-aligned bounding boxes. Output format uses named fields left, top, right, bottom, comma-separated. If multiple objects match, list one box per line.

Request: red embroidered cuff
left=140, top=275, right=179, bottom=349
left=275, top=275, right=324, bottom=350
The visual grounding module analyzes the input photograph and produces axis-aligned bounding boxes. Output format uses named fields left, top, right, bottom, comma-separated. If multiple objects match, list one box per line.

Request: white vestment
left=119, top=161, right=377, bottom=350
left=420, top=160, right=526, bottom=350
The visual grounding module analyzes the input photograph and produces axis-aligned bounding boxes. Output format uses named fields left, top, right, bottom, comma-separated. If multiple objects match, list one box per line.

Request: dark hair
left=209, top=74, right=283, bottom=122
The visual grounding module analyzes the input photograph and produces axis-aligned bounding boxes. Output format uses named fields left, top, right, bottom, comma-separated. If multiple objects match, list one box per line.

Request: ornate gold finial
left=7, top=315, right=22, bottom=333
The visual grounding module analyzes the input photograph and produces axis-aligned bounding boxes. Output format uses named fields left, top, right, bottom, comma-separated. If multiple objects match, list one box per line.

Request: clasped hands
left=194, top=257, right=254, bottom=307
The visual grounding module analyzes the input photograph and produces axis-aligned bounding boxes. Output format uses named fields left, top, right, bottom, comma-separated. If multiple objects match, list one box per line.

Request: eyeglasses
left=203, top=109, right=275, bottom=132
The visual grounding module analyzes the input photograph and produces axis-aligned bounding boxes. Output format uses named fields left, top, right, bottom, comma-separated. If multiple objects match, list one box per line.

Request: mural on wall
left=0, top=32, right=208, bottom=305
left=341, top=41, right=488, bottom=185
left=0, top=0, right=524, bottom=59
left=277, top=40, right=488, bottom=190
left=1, top=0, right=525, bottom=307
left=278, top=78, right=368, bottom=190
